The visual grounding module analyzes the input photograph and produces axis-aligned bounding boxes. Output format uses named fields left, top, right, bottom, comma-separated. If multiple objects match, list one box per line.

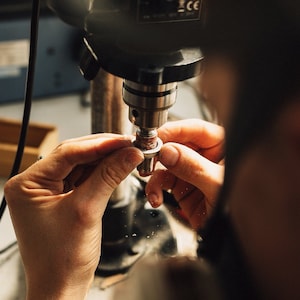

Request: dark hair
left=198, top=0, right=300, bottom=298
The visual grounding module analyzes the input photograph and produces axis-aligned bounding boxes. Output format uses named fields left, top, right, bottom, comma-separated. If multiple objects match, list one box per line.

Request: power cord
left=0, top=0, right=40, bottom=226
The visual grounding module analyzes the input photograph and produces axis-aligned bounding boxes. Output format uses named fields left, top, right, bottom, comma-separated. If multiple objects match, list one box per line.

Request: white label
left=0, top=39, right=29, bottom=68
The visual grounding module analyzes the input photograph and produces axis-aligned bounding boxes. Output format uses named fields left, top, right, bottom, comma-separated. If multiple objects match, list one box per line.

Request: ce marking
left=186, top=0, right=200, bottom=11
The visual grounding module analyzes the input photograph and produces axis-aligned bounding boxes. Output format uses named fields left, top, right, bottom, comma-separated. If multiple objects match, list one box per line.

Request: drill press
left=47, top=0, right=204, bottom=275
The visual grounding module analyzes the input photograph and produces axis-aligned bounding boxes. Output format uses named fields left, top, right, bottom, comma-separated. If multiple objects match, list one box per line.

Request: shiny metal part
left=133, top=128, right=163, bottom=177
left=91, top=69, right=133, bottom=203
left=91, top=69, right=131, bottom=135
left=123, top=80, right=177, bottom=129
left=124, top=80, right=177, bottom=176
left=137, top=137, right=163, bottom=177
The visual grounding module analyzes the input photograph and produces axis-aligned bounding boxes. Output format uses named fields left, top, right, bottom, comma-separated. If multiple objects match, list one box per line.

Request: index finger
left=28, top=134, right=133, bottom=181
left=158, top=119, right=224, bottom=162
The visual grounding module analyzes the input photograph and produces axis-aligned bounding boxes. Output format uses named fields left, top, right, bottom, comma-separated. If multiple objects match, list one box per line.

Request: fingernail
left=147, top=193, right=160, bottom=208
left=159, top=145, right=179, bottom=167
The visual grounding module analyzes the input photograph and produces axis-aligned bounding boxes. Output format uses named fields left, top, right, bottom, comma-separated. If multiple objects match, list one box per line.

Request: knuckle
left=52, top=142, right=76, bottom=166
left=100, top=164, right=124, bottom=190
left=51, top=143, right=66, bottom=160
left=53, top=142, right=68, bottom=155
left=3, top=179, right=14, bottom=199
left=3, top=175, right=22, bottom=204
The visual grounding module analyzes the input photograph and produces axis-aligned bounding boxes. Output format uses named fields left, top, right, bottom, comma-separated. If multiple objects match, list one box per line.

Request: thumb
left=159, top=143, right=224, bottom=202
left=75, top=147, right=144, bottom=211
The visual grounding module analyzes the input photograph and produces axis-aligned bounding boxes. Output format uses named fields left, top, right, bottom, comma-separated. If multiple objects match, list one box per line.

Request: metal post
left=91, top=69, right=133, bottom=203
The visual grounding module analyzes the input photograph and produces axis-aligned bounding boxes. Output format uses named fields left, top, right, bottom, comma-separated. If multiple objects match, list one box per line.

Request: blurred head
left=199, top=0, right=300, bottom=298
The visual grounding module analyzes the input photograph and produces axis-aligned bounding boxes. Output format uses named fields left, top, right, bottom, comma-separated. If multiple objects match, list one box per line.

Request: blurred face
left=201, top=53, right=300, bottom=299
left=227, top=99, right=300, bottom=299
left=199, top=55, right=238, bottom=127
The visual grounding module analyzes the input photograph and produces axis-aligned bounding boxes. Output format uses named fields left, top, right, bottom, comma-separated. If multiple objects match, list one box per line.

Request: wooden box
left=0, top=118, right=58, bottom=178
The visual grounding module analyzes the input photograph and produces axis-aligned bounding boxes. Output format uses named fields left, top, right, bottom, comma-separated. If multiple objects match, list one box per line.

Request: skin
left=4, top=134, right=144, bottom=299
left=145, top=55, right=237, bottom=231
left=198, top=56, right=238, bottom=128
left=3, top=56, right=231, bottom=299
left=146, top=119, right=225, bottom=229
left=228, top=99, right=300, bottom=299
left=149, top=54, right=300, bottom=299
left=5, top=50, right=300, bottom=299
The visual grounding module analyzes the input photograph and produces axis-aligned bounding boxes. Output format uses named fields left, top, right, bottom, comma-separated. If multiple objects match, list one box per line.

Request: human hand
left=145, top=119, right=224, bottom=230
left=4, top=134, right=143, bottom=299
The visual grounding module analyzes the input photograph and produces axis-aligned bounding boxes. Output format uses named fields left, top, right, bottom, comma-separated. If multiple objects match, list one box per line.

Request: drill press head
left=80, top=37, right=203, bottom=175
left=47, top=0, right=204, bottom=175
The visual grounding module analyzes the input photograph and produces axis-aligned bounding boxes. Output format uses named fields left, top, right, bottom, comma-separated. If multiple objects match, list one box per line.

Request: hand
left=4, top=134, right=143, bottom=299
left=145, top=119, right=224, bottom=230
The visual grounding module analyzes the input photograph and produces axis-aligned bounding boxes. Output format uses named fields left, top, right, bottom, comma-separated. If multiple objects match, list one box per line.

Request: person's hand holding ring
left=146, top=119, right=224, bottom=230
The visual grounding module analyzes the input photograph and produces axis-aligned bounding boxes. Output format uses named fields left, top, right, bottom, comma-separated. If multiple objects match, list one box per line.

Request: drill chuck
left=123, top=80, right=177, bottom=129
left=124, top=81, right=177, bottom=176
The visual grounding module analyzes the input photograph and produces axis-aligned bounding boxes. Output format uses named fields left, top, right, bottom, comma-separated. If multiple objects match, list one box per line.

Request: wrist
left=26, top=274, right=93, bottom=300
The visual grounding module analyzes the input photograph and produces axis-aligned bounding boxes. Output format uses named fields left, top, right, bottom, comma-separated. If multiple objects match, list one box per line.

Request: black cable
left=0, top=241, right=18, bottom=255
left=0, top=0, right=41, bottom=222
